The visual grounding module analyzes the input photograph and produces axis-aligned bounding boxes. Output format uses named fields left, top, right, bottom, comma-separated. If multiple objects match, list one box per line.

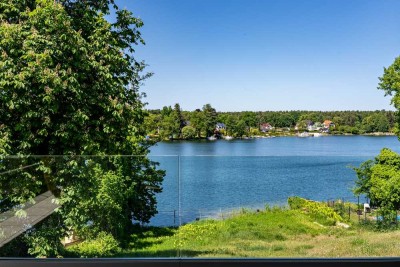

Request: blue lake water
left=148, top=136, right=400, bottom=225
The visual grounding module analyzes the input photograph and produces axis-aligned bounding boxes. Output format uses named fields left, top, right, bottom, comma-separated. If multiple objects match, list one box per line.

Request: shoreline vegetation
left=66, top=197, right=400, bottom=258
left=148, top=131, right=395, bottom=142
left=145, top=105, right=396, bottom=141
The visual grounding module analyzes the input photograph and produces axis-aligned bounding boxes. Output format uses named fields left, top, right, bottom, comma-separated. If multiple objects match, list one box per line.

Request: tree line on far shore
left=144, top=104, right=396, bottom=139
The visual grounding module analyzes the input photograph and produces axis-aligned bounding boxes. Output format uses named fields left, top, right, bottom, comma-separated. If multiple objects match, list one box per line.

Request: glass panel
left=178, top=155, right=372, bottom=258
left=0, top=150, right=399, bottom=258
left=0, top=155, right=179, bottom=258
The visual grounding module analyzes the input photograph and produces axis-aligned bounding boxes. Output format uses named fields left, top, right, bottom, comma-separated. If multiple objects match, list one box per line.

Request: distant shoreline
left=150, top=132, right=396, bottom=142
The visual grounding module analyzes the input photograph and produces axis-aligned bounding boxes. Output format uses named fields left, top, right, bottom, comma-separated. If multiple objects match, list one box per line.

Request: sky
left=114, top=0, right=400, bottom=112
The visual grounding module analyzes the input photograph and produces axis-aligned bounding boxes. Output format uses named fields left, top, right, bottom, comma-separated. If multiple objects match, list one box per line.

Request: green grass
left=116, top=207, right=343, bottom=257
left=116, top=206, right=400, bottom=258
left=67, top=202, right=400, bottom=258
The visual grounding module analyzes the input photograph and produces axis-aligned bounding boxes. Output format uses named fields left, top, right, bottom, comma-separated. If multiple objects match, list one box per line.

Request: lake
left=148, top=136, right=400, bottom=226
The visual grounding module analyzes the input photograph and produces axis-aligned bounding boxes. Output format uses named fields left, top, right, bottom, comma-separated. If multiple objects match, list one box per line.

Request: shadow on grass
left=120, top=249, right=213, bottom=258
left=122, top=225, right=217, bottom=257
left=129, top=225, right=177, bottom=250
left=131, top=225, right=176, bottom=237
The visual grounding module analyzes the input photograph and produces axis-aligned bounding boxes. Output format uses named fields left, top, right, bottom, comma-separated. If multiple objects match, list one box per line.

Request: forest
left=145, top=104, right=396, bottom=139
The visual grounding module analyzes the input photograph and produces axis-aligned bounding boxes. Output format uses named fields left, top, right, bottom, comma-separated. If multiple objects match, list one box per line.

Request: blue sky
left=114, top=0, right=400, bottom=111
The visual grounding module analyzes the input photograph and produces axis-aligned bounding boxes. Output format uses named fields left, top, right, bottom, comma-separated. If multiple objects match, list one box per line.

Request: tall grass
left=122, top=207, right=342, bottom=257
left=67, top=200, right=400, bottom=258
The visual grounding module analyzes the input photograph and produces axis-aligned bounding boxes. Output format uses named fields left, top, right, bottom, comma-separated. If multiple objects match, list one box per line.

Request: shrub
left=250, top=128, right=261, bottom=136
left=23, top=214, right=66, bottom=258
left=288, top=197, right=342, bottom=226
left=351, top=127, right=359, bottom=134
left=330, top=200, right=349, bottom=221
left=374, top=208, right=400, bottom=230
left=175, top=220, right=222, bottom=248
left=67, top=232, right=120, bottom=258
left=182, top=126, right=196, bottom=140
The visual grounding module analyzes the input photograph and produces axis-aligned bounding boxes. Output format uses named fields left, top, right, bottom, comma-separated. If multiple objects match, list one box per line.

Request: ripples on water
left=148, top=136, right=400, bottom=225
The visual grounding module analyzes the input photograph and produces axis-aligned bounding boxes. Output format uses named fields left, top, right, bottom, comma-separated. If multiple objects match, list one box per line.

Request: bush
left=250, top=128, right=261, bottom=136
left=338, top=125, right=352, bottom=133
left=67, top=232, right=120, bottom=258
left=175, top=220, right=222, bottom=248
left=351, top=127, right=359, bottom=134
left=374, top=208, right=400, bottom=230
left=182, top=126, right=196, bottom=140
left=288, top=197, right=342, bottom=226
left=330, top=200, right=353, bottom=222
left=23, top=214, right=67, bottom=258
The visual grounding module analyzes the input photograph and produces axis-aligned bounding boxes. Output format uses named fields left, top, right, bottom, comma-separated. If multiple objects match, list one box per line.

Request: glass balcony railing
left=0, top=155, right=395, bottom=258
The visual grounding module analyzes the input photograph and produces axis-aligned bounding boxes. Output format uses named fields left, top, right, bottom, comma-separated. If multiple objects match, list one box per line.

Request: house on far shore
left=296, top=120, right=313, bottom=131
left=260, top=123, right=273, bottom=132
left=323, top=120, right=335, bottom=129
left=306, top=121, right=315, bottom=131
left=321, top=120, right=335, bottom=132
left=216, top=123, right=226, bottom=131
left=308, top=122, right=323, bottom=131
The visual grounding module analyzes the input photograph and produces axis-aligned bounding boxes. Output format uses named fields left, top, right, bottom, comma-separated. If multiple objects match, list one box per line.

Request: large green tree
left=0, top=0, right=164, bottom=256
left=378, top=56, right=400, bottom=112
left=353, top=149, right=400, bottom=221
left=157, top=105, right=182, bottom=139
left=202, top=104, right=217, bottom=137
left=378, top=55, right=400, bottom=136
left=223, top=114, right=237, bottom=136
left=353, top=54, right=400, bottom=225
left=189, top=109, right=205, bottom=138
left=240, top=111, right=257, bottom=130
left=172, top=103, right=184, bottom=138
left=361, top=113, right=390, bottom=133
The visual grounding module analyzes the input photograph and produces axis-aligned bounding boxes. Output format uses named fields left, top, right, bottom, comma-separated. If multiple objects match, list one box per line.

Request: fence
left=327, top=197, right=400, bottom=226
left=150, top=198, right=391, bottom=227
left=147, top=206, right=274, bottom=227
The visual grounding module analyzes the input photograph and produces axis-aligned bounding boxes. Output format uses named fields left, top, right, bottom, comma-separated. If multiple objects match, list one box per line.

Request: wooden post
left=358, top=196, right=360, bottom=222
left=348, top=205, right=351, bottom=221
left=364, top=208, right=367, bottom=222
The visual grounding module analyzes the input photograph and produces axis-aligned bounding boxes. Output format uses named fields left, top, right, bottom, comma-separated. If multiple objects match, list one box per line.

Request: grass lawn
left=117, top=207, right=400, bottom=258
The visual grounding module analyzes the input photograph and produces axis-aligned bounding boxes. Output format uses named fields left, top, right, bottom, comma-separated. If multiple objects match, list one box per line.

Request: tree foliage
left=182, top=125, right=196, bottom=140
left=353, top=54, right=400, bottom=226
left=147, top=106, right=395, bottom=139
left=202, top=104, right=217, bottom=137
left=361, top=113, right=390, bottom=133
left=353, top=149, right=400, bottom=217
left=173, top=103, right=185, bottom=138
left=378, top=55, right=400, bottom=136
left=378, top=55, right=400, bottom=108
left=0, top=0, right=164, bottom=256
